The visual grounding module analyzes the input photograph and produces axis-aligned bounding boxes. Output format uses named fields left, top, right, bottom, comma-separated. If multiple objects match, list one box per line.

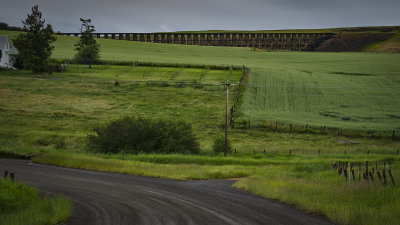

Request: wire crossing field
left=240, top=70, right=400, bottom=131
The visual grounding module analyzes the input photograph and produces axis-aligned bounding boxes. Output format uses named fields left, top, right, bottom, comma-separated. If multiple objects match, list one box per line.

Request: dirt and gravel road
left=0, top=158, right=334, bottom=225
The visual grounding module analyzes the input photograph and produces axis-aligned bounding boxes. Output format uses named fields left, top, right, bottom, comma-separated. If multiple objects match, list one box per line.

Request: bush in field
left=212, top=136, right=232, bottom=154
left=87, top=117, right=200, bottom=154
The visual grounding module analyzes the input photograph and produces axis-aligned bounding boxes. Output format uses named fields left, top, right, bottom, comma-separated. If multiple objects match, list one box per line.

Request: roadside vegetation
left=0, top=178, right=71, bottom=225
left=234, top=156, right=400, bottom=225
left=1, top=27, right=400, bottom=225
left=30, top=151, right=399, bottom=225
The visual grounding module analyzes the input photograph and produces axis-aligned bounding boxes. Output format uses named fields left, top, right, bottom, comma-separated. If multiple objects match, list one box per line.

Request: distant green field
left=241, top=69, right=400, bottom=131
left=1, top=30, right=400, bottom=132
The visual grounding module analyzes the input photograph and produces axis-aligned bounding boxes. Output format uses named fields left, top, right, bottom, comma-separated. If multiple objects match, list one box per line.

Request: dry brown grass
left=365, top=33, right=400, bottom=53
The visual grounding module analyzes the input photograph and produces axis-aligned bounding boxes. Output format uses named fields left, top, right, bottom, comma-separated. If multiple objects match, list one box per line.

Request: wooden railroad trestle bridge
left=62, top=32, right=334, bottom=51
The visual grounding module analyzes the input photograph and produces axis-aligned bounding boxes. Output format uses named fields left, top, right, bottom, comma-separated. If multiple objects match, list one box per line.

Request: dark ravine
left=0, top=158, right=334, bottom=225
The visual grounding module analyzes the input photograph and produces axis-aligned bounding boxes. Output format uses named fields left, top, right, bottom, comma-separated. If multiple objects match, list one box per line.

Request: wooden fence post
left=388, top=170, right=395, bottom=185
left=369, top=172, right=374, bottom=182
left=382, top=169, right=387, bottom=185
left=377, top=171, right=382, bottom=182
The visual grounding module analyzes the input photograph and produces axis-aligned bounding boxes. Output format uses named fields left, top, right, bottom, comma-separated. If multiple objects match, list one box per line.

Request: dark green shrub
left=87, top=117, right=200, bottom=154
left=212, top=136, right=232, bottom=154
left=47, top=62, right=62, bottom=73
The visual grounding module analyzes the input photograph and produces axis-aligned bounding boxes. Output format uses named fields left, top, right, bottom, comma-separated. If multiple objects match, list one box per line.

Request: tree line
left=0, top=22, right=24, bottom=31
left=11, top=5, right=100, bottom=73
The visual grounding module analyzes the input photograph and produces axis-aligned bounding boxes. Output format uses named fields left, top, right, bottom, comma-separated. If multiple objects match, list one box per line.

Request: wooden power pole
left=225, top=79, right=230, bottom=157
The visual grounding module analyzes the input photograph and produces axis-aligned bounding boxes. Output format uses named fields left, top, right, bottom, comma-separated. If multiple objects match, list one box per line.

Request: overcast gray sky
left=1, top=0, right=399, bottom=33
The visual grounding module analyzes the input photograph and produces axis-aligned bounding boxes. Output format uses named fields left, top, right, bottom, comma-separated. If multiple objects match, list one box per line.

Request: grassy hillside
left=1, top=30, right=400, bottom=133
left=1, top=29, right=400, bottom=225
left=0, top=65, right=241, bottom=152
left=240, top=69, right=400, bottom=131
left=365, top=33, right=400, bottom=53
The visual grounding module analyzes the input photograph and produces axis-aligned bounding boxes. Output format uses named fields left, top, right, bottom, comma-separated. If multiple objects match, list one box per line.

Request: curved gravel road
left=0, top=159, right=334, bottom=225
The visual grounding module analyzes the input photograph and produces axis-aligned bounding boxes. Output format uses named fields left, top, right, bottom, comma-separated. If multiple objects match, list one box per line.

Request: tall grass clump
left=212, top=136, right=232, bottom=154
left=32, top=152, right=254, bottom=180
left=0, top=178, right=71, bottom=225
left=234, top=161, right=400, bottom=225
left=87, top=116, right=200, bottom=154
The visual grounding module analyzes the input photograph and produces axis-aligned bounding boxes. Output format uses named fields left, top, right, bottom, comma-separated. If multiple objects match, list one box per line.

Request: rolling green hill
left=1, top=29, right=400, bottom=133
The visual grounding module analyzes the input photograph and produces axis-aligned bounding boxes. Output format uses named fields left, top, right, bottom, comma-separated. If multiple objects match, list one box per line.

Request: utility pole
left=225, top=79, right=230, bottom=157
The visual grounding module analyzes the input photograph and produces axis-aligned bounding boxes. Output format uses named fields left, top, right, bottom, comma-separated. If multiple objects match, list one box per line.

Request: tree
left=13, top=5, right=56, bottom=73
left=74, top=18, right=100, bottom=68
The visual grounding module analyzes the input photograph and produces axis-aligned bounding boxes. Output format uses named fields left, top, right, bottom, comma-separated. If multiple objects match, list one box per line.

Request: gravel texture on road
left=0, top=159, right=334, bottom=225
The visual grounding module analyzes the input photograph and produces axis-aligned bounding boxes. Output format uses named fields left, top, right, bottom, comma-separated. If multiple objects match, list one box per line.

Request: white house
left=0, top=35, right=19, bottom=69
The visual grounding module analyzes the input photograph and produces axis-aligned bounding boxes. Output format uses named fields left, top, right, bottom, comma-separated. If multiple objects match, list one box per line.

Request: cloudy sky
left=1, top=0, right=399, bottom=33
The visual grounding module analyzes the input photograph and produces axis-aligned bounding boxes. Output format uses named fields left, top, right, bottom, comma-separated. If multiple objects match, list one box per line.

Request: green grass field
left=48, top=31, right=400, bottom=133
left=0, top=65, right=241, bottom=152
left=1, top=29, right=400, bottom=225
left=240, top=69, right=400, bottom=131
left=1, top=30, right=396, bottom=133
left=0, top=178, right=71, bottom=225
